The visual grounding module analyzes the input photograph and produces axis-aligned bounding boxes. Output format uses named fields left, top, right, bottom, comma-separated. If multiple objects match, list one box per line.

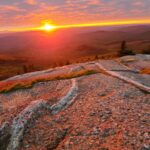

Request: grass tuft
left=0, top=70, right=97, bottom=94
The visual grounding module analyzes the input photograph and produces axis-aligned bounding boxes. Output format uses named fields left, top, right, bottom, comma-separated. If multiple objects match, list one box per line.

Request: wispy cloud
left=25, top=0, right=37, bottom=5
left=0, top=0, right=149, bottom=28
left=0, top=5, right=23, bottom=12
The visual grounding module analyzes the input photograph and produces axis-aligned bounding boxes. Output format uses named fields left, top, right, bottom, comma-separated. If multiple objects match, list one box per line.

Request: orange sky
left=1, top=19, right=149, bottom=32
left=0, top=0, right=150, bottom=32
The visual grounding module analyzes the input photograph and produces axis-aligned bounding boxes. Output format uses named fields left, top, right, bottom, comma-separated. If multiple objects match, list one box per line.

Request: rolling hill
left=0, top=25, right=149, bottom=80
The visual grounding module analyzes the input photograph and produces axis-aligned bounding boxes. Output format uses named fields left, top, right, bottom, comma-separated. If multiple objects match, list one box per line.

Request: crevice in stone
left=96, top=62, right=150, bottom=93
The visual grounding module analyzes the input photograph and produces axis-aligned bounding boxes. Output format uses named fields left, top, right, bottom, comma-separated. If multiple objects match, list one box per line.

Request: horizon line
left=1, top=19, right=150, bottom=33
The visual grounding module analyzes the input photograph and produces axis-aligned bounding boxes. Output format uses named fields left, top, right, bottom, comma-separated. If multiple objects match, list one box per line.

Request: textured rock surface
left=0, top=55, right=149, bottom=150
left=7, top=100, right=48, bottom=150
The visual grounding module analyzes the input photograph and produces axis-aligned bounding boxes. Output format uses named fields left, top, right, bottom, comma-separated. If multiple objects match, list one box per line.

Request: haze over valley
left=0, top=25, right=150, bottom=80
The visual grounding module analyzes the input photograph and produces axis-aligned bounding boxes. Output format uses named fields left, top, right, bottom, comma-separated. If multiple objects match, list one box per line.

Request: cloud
left=25, top=0, right=37, bottom=5
left=0, top=5, right=23, bottom=12
left=0, top=0, right=149, bottom=28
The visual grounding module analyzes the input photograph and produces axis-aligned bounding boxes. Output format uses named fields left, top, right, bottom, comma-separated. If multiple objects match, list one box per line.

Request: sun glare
left=41, top=23, right=56, bottom=31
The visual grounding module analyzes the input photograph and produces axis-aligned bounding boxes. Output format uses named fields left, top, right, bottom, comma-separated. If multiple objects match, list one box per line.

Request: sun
left=41, top=23, right=56, bottom=31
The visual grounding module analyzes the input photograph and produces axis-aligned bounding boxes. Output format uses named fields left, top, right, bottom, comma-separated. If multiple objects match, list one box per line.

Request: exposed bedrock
left=0, top=55, right=149, bottom=149
left=7, top=100, right=48, bottom=150
left=51, top=79, right=78, bottom=114
left=0, top=122, right=11, bottom=150
left=6, top=78, right=78, bottom=150
left=96, top=62, right=150, bottom=93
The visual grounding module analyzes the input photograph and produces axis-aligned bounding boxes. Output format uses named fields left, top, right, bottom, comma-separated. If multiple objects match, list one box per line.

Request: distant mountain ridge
left=0, top=25, right=149, bottom=62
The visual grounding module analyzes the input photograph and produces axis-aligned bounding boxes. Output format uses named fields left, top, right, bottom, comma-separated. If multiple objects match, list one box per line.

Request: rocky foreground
left=0, top=54, right=150, bottom=150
